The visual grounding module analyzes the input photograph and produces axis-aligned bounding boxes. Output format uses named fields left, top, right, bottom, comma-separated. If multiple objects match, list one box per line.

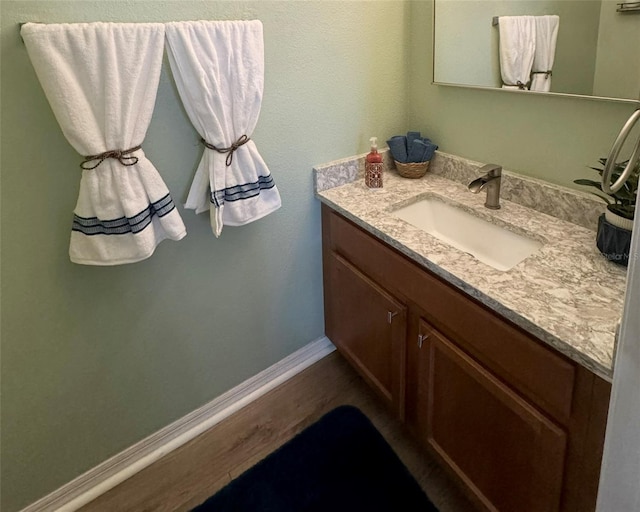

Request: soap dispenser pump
left=365, top=137, right=383, bottom=188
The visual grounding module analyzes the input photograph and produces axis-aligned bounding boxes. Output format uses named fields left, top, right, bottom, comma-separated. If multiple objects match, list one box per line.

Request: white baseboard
left=20, top=337, right=336, bottom=512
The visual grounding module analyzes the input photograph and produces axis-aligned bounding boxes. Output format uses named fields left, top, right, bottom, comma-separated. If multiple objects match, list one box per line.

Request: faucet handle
left=478, top=163, right=502, bottom=177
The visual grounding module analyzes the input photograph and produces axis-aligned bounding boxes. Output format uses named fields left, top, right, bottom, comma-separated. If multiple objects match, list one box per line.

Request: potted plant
left=574, top=158, right=639, bottom=266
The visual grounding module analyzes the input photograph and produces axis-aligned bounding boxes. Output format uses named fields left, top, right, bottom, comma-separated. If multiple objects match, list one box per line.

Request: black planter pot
left=596, top=214, right=632, bottom=266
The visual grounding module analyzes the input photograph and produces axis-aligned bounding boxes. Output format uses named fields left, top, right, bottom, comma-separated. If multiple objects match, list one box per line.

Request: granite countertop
left=314, top=151, right=628, bottom=381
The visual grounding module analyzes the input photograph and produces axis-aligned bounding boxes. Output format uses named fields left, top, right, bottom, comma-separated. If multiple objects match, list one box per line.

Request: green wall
left=593, top=0, right=640, bottom=99
left=0, top=2, right=409, bottom=510
left=410, top=0, right=639, bottom=188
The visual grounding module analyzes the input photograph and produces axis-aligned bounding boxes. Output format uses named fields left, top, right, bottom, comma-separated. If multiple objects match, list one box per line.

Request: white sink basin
left=392, top=198, right=543, bottom=271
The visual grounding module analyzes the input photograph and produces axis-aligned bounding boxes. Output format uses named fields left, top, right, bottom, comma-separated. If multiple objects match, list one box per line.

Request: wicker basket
left=394, top=160, right=430, bottom=179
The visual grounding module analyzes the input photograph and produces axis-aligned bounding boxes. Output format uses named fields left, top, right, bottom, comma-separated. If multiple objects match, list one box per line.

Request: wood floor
left=79, top=352, right=476, bottom=512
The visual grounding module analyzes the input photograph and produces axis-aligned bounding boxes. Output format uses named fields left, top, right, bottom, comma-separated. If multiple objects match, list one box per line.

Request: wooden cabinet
left=325, top=252, right=407, bottom=417
left=417, top=320, right=566, bottom=512
left=321, top=205, right=611, bottom=512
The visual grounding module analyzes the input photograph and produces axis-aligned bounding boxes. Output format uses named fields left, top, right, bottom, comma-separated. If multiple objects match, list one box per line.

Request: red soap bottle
left=365, top=137, right=383, bottom=188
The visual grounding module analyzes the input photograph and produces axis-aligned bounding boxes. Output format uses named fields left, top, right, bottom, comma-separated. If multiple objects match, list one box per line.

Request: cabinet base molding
left=19, top=337, right=336, bottom=512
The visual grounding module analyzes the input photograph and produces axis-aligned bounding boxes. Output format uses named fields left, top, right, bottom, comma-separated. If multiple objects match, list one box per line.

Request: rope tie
left=201, top=135, right=250, bottom=166
left=80, top=145, right=142, bottom=170
left=502, top=81, right=530, bottom=90
left=531, top=70, right=553, bottom=79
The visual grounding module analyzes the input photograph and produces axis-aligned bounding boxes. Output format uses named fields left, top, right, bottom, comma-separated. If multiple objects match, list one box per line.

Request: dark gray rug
left=191, top=405, right=438, bottom=511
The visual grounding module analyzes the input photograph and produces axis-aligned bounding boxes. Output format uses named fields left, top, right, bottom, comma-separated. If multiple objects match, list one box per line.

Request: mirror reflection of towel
left=498, top=16, right=536, bottom=90
left=531, top=16, right=560, bottom=93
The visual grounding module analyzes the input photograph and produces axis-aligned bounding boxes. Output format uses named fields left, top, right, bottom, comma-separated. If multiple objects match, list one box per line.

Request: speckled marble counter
left=314, top=150, right=628, bottom=381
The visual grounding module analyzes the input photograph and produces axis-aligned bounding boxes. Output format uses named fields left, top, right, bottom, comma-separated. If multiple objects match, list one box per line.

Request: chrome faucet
left=468, top=164, right=502, bottom=209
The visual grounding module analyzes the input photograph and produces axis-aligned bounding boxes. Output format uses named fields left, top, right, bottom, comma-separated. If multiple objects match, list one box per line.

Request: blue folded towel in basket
left=387, top=136, right=408, bottom=163
left=387, top=131, right=438, bottom=164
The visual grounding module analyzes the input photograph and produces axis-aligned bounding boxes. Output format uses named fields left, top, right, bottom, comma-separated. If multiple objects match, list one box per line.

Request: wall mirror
left=433, top=0, right=640, bottom=102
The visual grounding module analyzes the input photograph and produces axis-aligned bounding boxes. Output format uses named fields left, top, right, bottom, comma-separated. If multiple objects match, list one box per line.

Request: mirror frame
left=431, top=1, right=640, bottom=105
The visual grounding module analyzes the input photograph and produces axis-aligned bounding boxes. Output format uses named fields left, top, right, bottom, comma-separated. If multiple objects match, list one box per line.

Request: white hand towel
left=531, top=15, right=560, bottom=93
left=498, top=16, right=536, bottom=90
left=165, top=20, right=281, bottom=237
left=21, top=22, right=187, bottom=265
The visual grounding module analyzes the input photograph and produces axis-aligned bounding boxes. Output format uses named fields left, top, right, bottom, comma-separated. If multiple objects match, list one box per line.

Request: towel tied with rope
left=22, top=22, right=186, bottom=265
left=165, top=20, right=281, bottom=238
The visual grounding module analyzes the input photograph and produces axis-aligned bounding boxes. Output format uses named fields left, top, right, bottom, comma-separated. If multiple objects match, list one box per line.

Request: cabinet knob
left=418, top=333, right=430, bottom=348
left=387, top=311, right=398, bottom=324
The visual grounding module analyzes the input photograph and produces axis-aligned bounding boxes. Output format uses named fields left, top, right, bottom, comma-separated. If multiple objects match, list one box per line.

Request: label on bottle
left=365, top=163, right=384, bottom=188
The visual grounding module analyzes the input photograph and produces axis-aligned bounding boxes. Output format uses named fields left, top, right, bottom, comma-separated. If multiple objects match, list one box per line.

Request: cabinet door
left=416, top=320, right=567, bottom=512
left=325, top=252, right=406, bottom=416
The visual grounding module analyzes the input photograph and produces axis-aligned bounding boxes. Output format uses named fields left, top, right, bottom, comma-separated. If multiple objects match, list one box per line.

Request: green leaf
left=616, top=188, right=636, bottom=201
left=574, top=178, right=604, bottom=191
left=574, top=178, right=602, bottom=187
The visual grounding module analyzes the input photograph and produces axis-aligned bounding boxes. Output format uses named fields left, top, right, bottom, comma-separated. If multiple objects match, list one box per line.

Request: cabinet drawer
left=326, top=207, right=575, bottom=421
left=420, top=329, right=567, bottom=512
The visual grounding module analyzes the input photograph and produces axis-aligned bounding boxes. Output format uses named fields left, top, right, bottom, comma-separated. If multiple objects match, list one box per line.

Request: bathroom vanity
left=315, top=151, right=627, bottom=512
